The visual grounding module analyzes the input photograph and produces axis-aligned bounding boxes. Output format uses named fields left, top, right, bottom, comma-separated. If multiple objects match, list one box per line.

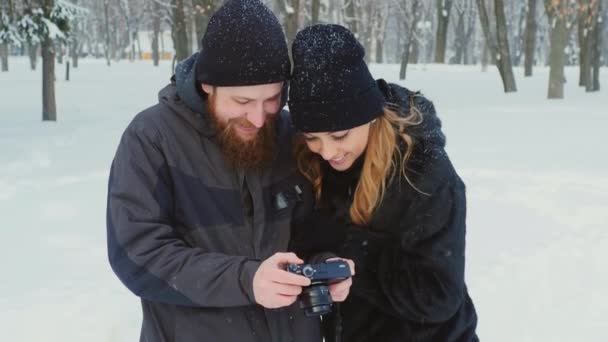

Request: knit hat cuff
left=196, top=50, right=290, bottom=86
left=290, top=83, right=386, bottom=133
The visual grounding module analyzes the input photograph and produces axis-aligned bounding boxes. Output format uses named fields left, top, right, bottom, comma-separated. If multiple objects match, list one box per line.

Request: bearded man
left=105, top=1, right=330, bottom=341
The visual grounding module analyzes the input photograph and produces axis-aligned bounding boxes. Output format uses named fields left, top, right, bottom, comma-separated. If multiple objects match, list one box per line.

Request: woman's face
left=302, top=122, right=371, bottom=171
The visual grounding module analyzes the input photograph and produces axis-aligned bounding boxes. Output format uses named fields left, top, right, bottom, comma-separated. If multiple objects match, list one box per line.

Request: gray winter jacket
left=106, top=53, right=321, bottom=342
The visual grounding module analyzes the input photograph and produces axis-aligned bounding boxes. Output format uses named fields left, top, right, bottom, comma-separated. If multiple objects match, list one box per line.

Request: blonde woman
left=288, top=24, right=479, bottom=342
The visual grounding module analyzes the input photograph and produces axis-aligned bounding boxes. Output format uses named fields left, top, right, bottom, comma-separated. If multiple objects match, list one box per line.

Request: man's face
left=203, top=82, right=283, bottom=170
left=202, top=82, right=283, bottom=141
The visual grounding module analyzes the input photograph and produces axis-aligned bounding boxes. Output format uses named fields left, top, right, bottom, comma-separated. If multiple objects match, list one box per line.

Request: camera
left=287, top=260, right=351, bottom=317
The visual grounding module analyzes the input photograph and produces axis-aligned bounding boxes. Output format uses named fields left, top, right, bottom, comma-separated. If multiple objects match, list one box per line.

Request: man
left=106, top=1, right=351, bottom=341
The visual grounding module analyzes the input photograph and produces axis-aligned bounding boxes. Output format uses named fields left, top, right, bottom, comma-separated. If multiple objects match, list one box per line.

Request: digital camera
left=287, top=260, right=351, bottom=317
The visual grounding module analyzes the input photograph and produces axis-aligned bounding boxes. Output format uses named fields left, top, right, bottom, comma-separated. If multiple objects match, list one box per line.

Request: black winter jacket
left=106, top=53, right=321, bottom=342
left=290, top=80, right=479, bottom=342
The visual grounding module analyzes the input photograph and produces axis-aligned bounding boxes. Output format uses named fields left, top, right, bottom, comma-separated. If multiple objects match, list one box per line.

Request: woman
left=288, top=24, right=479, bottom=342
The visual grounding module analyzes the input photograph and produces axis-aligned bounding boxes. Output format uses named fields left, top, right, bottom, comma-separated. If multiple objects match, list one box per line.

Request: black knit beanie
left=195, top=0, right=290, bottom=86
left=289, top=24, right=385, bottom=133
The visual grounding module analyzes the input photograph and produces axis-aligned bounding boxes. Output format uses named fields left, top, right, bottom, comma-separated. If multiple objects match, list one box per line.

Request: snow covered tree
left=16, top=0, right=78, bottom=120
left=0, top=0, right=20, bottom=72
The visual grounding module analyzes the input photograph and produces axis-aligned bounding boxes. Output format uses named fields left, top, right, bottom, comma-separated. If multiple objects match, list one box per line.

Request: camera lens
left=299, top=284, right=333, bottom=317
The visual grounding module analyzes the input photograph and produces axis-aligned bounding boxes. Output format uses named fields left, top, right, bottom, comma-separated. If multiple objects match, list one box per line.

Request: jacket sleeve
left=106, top=117, right=260, bottom=308
left=353, top=161, right=468, bottom=324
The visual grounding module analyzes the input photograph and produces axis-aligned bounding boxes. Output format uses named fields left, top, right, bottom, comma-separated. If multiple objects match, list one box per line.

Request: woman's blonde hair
left=295, top=100, right=424, bottom=225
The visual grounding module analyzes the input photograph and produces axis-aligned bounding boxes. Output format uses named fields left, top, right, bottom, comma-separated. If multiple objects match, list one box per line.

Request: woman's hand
left=326, top=257, right=355, bottom=302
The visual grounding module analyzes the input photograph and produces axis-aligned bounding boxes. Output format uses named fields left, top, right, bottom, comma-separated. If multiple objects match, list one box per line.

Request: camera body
left=287, top=260, right=351, bottom=317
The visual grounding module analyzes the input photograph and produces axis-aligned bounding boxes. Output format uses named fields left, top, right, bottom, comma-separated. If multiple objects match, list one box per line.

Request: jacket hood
left=376, top=79, right=446, bottom=150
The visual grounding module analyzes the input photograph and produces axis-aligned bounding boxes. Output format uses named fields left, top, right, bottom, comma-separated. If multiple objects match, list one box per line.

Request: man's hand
left=252, top=252, right=311, bottom=308
left=327, top=257, right=355, bottom=302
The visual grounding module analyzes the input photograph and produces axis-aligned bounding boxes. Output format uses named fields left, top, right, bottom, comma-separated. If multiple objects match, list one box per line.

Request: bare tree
left=311, top=0, right=321, bottom=24
left=344, top=0, right=358, bottom=37
left=476, top=0, right=516, bottom=91
left=523, top=0, right=538, bottom=76
left=172, top=0, right=190, bottom=63
left=494, top=0, right=516, bottom=92
left=103, top=0, right=112, bottom=65
left=276, top=0, right=303, bottom=59
left=577, top=0, right=600, bottom=90
left=372, top=1, right=389, bottom=63
left=435, top=0, right=453, bottom=63
left=512, top=1, right=527, bottom=67
left=358, top=0, right=374, bottom=62
left=451, top=0, right=476, bottom=64
left=193, top=0, right=216, bottom=50
left=151, top=0, right=161, bottom=66
left=544, top=0, right=576, bottom=99
left=589, top=0, right=602, bottom=90
left=399, top=0, right=421, bottom=79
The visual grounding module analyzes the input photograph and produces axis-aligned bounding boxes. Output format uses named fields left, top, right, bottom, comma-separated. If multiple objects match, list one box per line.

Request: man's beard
left=207, top=94, right=278, bottom=171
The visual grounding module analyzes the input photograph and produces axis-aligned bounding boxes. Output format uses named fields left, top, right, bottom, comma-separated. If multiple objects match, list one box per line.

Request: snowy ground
left=1, top=57, right=607, bottom=341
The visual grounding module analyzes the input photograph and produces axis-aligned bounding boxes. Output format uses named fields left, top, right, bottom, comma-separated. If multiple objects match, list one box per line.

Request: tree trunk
left=70, top=38, right=79, bottom=68
left=463, top=0, right=477, bottom=65
left=523, top=0, right=537, bottom=76
left=400, top=0, right=421, bottom=79
left=41, top=0, right=57, bottom=121
left=29, top=43, right=38, bottom=70
left=579, top=0, right=600, bottom=88
left=547, top=14, right=568, bottom=99
left=495, top=0, right=517, bottom=92
left=376, top=39, right=384, bottom=63
left=476, top=0, right=497, bottom=63
left=172, top=0, right=190, bottom=63
left=135, top=31, right=142, bottom=59
left=152, top=1, right=160, bottom=66
left=1, top=0, right=14, bottom=71
left=435, top=0, right=452, bottom=63
left=588, top=0, right=601, bottom=92
left=57, top=42, right=63, bottom=64
left=578, top=3, right=589, bottom=87
left=513, top=3, right=526, bottom=66
left=481, top=40, right=489, bottom=71
left=411, top=36, right=420, bottom=64
left=312, top=0, right=321, bottom=24
left=344, top=0, right=358, bottom=37
left=359, top=1, right=372, bottom=63
left=580, top=22, right=593, bottom=88
left=104, top=0, right=111, bottom=66
left=119, top=0, right=132, bottom=60
left=193, top=0, right=215, bottom=50
left=1, top=43, right=8, bottom=72
left=280, top=0, right=301, bottom=60
left=374, top=4, right=388, bottom=64
left=453, top=9, right=465, bottom=64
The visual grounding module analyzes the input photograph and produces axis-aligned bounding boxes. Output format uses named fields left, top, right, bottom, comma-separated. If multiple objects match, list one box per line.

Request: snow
left=41, top=18, right=65, bottom=40
left=1, top=58, right=607, bottom=341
